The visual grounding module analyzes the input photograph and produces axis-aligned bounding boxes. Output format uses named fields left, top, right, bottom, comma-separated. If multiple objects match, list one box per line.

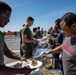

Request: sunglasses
left=1, top=13, right=10, bottom=20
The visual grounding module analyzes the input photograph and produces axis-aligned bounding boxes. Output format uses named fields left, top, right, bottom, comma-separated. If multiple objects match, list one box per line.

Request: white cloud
left=46, top=10, right=67, bottom=17
left=12, top=0, right=34, bottom=8
left=46, top=6, right=76, bottom=18
left=1, top=0, right=34, bottom=8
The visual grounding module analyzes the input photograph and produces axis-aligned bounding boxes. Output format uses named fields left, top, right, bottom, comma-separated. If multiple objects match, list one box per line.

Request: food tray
left=33, top=48, right=53, bottom=58
left=29, top=69, right=63, bottom=75
left=36, top=58, right=53, bottom=69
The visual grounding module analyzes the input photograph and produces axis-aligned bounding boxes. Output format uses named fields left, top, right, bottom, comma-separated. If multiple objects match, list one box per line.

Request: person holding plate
left=0, top=1, right=36, bottom=75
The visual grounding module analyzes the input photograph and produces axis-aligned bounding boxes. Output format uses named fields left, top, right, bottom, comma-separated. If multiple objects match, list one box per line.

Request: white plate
left=29, top=61, right=42, bottom=69
left=22, top=60, right=42, bottom=69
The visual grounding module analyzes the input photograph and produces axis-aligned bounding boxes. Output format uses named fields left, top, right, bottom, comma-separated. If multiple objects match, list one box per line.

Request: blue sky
left=0, top=0, right=76, bottom=32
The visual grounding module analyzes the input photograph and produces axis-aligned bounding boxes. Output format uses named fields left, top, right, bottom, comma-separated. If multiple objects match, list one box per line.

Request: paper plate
left=22, top=60, right=42, bottom=69
left=29, top=60, right=42, bottom=69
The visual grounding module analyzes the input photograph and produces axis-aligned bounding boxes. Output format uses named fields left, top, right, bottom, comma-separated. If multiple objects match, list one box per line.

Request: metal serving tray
left=29, top=69, right=63, bottom=75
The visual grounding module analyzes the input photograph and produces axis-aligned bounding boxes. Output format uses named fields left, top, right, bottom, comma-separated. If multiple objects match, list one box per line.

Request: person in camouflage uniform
left=21, top=16, right=37, bottom=59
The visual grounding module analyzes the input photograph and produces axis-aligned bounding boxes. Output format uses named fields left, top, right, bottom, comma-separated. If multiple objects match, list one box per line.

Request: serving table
left=21, top=39, right=63, bottom=75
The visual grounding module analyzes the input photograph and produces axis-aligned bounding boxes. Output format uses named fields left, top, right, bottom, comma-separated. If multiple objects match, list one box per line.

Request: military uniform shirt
left=0, top=31, right=4, bottom=65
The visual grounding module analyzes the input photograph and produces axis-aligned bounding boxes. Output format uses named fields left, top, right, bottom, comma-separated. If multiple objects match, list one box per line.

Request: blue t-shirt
left=62, top=37, right=76, bottom=75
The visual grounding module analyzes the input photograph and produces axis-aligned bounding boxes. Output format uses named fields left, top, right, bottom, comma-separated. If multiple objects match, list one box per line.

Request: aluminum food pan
left=32, top=48, right=53, bottom=58
left=28, top=69, right=63, bottom=75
